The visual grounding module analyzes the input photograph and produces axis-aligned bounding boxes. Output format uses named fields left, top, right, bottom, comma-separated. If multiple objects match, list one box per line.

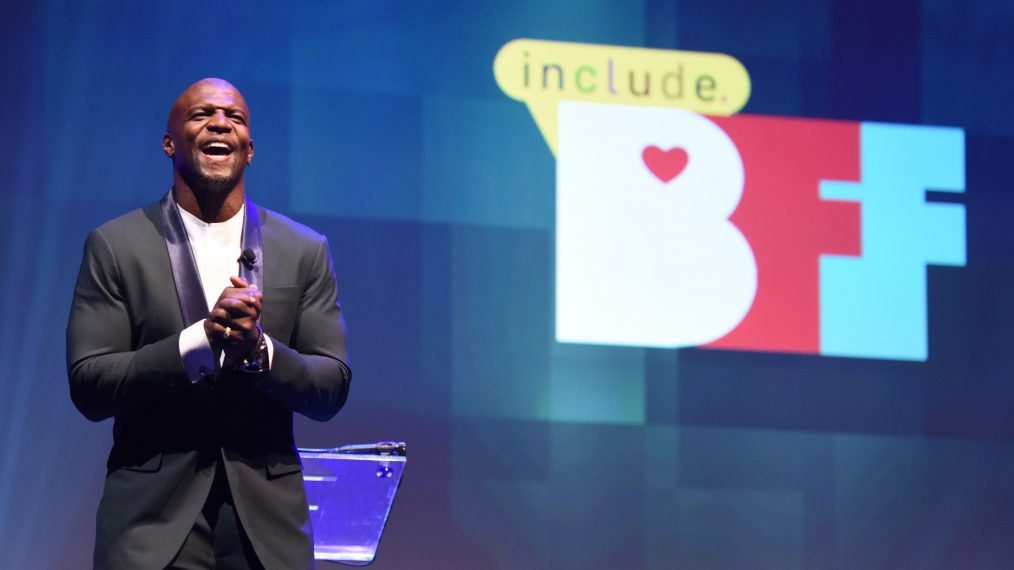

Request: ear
left=163, top=133, right=175, bottom=157
left=246, top=138, right=254, bottom=165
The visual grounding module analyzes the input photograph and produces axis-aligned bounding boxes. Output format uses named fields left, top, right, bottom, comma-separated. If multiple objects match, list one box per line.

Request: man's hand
left=205, top=276, right=263, bottom=365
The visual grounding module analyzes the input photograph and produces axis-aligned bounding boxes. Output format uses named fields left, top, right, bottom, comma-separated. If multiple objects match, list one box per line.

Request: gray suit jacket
left=67, top=200, right=351, bottom=570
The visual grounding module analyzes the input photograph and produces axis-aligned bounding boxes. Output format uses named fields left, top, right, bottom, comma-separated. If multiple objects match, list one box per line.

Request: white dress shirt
left=176, top=201, right=273, bottom=381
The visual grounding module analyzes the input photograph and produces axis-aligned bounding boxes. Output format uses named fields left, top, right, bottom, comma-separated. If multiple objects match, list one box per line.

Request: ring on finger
left=223, top=326, right=232, bottom=340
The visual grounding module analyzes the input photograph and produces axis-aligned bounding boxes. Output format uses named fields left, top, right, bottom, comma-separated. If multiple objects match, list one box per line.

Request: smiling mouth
left=201, top=141, right=235, bottom=160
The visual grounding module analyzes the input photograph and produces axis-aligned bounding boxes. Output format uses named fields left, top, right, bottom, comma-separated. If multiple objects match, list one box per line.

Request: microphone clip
left=238, top=249, right=257, bottom=269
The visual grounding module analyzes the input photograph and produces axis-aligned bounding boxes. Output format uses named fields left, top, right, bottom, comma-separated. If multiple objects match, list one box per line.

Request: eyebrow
left=186, top=103, right=248, bottom=116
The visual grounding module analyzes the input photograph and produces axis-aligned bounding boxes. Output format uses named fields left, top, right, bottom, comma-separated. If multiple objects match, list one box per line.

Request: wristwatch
left=238, top=327, right=269, bottom=374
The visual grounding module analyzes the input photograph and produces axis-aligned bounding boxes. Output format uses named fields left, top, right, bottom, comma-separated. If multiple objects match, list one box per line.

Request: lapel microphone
left=238, top=249, right=257, bottom=268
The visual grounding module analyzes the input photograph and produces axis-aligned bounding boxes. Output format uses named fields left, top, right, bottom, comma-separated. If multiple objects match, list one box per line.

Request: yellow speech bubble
left=494, top=39, right=751, bottom=155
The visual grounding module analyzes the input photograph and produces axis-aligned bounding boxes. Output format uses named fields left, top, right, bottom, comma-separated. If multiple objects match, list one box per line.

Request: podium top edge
left=298, top=442, right=408, bottom=459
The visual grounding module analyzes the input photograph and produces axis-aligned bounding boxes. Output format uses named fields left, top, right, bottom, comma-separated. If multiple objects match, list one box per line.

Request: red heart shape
left=642, top=146, right=689, bottom=183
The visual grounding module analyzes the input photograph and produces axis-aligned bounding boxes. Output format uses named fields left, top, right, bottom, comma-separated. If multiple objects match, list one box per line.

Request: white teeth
left=202, top=142, right=233, bottom=155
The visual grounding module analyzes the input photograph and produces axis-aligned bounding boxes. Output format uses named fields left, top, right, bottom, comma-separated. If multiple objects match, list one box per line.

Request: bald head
left=167, top=78, right=250, bottom=133
left=163, top=78, right=254, bottom=204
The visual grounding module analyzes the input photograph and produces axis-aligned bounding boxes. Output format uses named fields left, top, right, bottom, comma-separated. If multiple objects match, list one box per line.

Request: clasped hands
left=204, top=275, right=263, bottom=366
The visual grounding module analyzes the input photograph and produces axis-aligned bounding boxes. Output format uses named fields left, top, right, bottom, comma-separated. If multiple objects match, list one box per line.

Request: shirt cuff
left=264, top=334, right=274, bottom=369
left=179, top=320, right=215, bottom=382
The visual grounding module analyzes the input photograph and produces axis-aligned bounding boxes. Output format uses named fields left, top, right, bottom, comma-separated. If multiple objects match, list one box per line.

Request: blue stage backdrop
left=3, top=1, right=1014, bottom=568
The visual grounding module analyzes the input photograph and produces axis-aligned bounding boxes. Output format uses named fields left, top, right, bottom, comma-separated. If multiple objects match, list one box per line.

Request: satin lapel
left=239, top=196, right=263, bottom=288
left=160, top=191, right=207, bottom=328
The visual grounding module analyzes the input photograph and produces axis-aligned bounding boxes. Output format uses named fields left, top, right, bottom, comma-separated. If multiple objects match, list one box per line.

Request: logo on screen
left=495, top=40, right=966, bottom=361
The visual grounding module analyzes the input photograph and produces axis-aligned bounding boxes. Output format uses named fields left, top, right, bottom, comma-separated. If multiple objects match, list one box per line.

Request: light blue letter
left=820, top=123, right=965, bottom=361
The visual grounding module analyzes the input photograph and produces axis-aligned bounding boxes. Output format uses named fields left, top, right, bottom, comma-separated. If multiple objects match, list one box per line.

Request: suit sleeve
left=66, top=229, right=186, bottom=421
left=257, top=235, right=351, bottom=421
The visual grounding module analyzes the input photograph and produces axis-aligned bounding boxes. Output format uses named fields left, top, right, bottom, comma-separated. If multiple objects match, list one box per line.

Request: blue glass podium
left=298, top=443, right=407, bottom=565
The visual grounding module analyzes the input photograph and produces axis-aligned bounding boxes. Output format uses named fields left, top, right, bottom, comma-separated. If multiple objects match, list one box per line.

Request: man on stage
left=67, top=78, right=351, bottom=569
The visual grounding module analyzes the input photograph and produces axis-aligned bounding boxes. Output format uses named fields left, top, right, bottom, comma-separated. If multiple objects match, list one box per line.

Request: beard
left=192, top=170, right=238, bottom=193
left=179, top=155, right=245, bottom=195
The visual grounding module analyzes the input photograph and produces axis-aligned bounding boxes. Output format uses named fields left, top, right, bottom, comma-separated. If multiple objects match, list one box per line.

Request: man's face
left=164, top=79, right=254, bottom=193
